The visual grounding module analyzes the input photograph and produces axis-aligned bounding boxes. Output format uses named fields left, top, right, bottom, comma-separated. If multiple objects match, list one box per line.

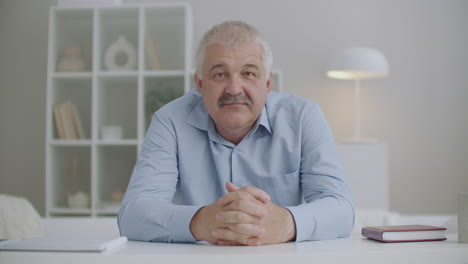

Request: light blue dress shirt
left=118, top=88, right=354, bottom=243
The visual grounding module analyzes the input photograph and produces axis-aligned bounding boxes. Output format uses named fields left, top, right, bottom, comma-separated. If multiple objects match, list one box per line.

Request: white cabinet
left=336, top=143, right=389, bottom=210
left=45, top=3, right=193, bottom=216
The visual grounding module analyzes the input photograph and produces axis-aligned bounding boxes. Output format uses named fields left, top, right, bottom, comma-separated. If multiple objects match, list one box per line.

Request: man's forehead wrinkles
left=208, top=62, right=262, bottom=73
left=244, top=64, right=260, bottom=69
left=209, top=63, right=227, bottom=72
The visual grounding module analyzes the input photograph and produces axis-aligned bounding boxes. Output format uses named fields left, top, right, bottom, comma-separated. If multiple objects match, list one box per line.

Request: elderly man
left=118, top=21, right=354, bottom=246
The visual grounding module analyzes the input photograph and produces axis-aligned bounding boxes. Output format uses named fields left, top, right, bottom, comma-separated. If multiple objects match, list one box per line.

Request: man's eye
left=244, top=72, right=257, bottom=79
left=213, top=72, right=227, bottom=79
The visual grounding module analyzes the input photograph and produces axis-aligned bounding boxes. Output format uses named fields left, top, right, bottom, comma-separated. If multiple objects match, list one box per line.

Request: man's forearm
left=118, top=197, right=202, bottom=243
left=286, top=196, right=354, bottom=241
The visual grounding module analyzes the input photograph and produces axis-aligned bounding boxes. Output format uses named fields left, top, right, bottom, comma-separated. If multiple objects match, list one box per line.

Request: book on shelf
left=0, top=236, right=127, bottom=253
left=69, top=102, right=85, bottom=139
left=361, top=225, right=447, bottom=243
left=60, top=102, right=77, bottom=139
left=52, top=104, right=66, bottom=139
left=146, top=36, right=161, bottom=70
left=53, top=101, right=85, bottom=140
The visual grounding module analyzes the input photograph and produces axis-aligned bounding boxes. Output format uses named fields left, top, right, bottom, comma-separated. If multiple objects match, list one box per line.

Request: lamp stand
left=342, top=79, right=378, bottom=144
left=354, top=78, right=361, bottom=141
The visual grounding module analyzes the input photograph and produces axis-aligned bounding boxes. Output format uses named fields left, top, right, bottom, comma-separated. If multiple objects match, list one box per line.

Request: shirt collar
left=186, top=99, right=233, bottom=146
left=186, top=97, right=210, bottom=131
left=252, top=106, right=272, bottom=135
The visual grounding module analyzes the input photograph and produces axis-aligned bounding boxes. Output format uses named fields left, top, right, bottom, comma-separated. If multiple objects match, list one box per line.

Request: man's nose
left=225, top=74, right=244, bottom=95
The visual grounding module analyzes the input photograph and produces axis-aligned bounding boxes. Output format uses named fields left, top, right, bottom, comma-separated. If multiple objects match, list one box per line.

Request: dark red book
left=361, top=225, right=447, bottom=243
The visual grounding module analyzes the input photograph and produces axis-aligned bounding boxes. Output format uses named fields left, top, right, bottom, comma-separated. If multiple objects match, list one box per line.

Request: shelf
left=49, top=140, right=139, bottom=146
left=97, top=71, right=186, bottom=78
left=96, top=208, right=120, bottom=215
left=96, top=201, right=121, bottom=215
left=52, top=72, right=92, bottom=78
left=49, top=207, right=92, bottom=215
left=50, top=139, right=92, bottom=146
left=143, top=70, right=185, bottom=77
left=96, top=139, right=138, bottom=146
left=97, top=71, right=139, bottom=77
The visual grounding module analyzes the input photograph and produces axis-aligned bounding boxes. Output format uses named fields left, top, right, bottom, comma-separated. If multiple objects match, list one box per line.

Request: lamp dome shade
left=327, top=47, right=389, bottom=80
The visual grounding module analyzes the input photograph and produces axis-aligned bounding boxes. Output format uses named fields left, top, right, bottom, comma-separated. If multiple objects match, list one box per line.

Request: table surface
left=1, top=234, right=467, bottom=264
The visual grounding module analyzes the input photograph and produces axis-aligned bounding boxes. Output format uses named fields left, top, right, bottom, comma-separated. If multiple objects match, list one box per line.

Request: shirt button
left=233, top=149, right=238, bottom=154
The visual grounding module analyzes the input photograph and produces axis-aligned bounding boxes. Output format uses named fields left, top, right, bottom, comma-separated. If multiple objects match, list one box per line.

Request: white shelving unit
left=271, top=70, right=283, bottom=92
left=45, top=3, right=193, bottom=217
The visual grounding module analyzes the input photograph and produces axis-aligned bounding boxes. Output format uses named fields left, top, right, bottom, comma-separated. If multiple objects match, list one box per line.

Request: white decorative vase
left=104, top=35, right=137, bottom=71
left=101, top=125, right=123, bottom=140
left=67, top=191, right=90, bottom=209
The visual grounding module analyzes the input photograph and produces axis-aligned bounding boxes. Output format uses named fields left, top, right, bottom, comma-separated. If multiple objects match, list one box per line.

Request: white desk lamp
left=327, top=47, right=389, bottom=143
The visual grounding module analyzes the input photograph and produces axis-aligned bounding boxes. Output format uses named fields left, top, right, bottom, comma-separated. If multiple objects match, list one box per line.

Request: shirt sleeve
left=286, top=103, right=355, bottom=242
left=117, top=112, right=202, bottom=243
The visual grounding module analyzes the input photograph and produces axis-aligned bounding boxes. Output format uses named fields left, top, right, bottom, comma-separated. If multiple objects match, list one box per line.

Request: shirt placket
left=231, top=147, right=241, bottom=187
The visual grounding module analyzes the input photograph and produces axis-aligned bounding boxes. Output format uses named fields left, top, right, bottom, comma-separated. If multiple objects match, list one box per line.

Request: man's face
left=195, top=42, right=272, bottom=137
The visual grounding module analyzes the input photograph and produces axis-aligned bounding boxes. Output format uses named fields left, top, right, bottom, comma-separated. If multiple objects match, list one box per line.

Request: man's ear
left=266, top=72, right=273, bottom=92
left=194, top=73, right=203, bottom=90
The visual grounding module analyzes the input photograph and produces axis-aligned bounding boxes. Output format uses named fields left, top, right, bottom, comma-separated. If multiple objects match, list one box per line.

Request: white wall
left=1, top=0, right=467, bottom=215
left=0, top=0, right=55, bottom=215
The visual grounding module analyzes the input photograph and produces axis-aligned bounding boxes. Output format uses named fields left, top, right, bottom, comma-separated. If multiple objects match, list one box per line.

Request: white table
left=1, top=234, right=467, bottom=264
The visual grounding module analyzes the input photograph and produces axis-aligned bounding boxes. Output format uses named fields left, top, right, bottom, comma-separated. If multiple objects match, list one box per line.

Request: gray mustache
left=218, top=94, right=252, bottom=107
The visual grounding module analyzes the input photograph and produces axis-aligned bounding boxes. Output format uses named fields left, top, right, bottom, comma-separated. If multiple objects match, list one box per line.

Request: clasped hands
left=190, top=182, right=296, bottom=246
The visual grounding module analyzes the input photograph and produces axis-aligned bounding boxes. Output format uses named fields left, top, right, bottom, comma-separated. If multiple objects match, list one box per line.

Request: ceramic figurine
left=57, top=44, right=86, bottom=72
left=111, top=189, right=124, bottom=202
left=101, top=125, right=123, bottom=140
left=67, top=191, right=89, bottom=208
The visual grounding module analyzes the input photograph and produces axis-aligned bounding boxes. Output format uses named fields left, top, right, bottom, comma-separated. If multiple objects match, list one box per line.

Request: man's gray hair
left=195, top=21, right=273, bottom=79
